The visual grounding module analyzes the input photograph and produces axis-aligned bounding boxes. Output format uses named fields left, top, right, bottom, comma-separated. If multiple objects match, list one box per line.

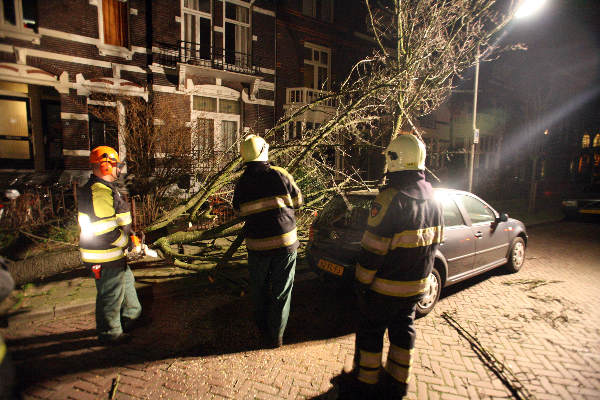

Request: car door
left=455, top=194, right=509, bottom=269
left=439, top=192, right=475, bottom=279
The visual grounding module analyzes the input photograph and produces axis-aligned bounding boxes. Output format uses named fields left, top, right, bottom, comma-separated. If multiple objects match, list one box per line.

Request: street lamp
left=515, top=0, right=548, bottom=19
left=467, top=0, right=547, bottom=192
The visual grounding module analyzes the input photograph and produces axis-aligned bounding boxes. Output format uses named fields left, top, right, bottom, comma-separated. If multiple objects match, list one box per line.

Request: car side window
left=456, top=195, right=495, bottom=224
left=442, top=196, right=465, bottom=227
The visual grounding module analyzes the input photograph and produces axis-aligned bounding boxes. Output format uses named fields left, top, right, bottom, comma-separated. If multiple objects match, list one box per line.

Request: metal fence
left=155, top=41, right=259, bottom=75
left=0, top=183, right=76, bottom=230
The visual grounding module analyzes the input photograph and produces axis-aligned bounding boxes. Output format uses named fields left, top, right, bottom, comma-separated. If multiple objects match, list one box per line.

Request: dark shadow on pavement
left=6, top=329, right=96, bottom=347
left=9, top=269, right=358, bottom=392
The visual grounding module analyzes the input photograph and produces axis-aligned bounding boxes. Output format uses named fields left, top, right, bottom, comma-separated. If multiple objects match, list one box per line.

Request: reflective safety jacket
left=355, top=171, right=443, bottom=300
left=77, top=175, right=132, bottom=266
left=233, top=162, right=303, bottom=254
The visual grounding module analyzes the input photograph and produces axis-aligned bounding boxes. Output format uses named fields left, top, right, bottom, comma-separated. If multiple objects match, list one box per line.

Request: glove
left=129, top=234, right=141, bottom=253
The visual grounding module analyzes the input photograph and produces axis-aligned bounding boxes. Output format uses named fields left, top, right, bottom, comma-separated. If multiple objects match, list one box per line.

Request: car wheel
left=505, top=237, right=525, bottom=273
left=416, top=268, right=441, bottom=318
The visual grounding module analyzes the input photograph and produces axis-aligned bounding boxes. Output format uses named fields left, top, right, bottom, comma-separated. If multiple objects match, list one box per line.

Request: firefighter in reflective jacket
left=349, top=134, right=444, bottom=399
left=233, top=135, right=303, bottom=348
left=78, top=146, right=142, bottom=344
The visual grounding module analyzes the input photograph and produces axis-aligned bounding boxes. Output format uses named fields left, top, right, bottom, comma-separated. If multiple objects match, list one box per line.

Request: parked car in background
left=307, top=188, right=528, bottom=317
left=561, top=184, right=600, bottom=220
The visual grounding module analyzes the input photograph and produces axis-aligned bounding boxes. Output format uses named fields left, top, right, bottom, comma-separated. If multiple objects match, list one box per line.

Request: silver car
left=307, top=188, right=528, bottom=317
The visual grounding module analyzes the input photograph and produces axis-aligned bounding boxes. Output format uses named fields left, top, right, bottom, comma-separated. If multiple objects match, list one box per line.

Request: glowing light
left=544, top=129, right=549, bottom=135
left=515, top=0, right=547, bottom=19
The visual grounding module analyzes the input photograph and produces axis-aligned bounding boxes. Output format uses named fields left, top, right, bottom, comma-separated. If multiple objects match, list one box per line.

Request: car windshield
left=315, top=193, right=374, bottom=230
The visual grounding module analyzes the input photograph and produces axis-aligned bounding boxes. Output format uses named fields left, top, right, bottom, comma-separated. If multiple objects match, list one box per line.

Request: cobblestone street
left=3, top=220, right=600, bottom=399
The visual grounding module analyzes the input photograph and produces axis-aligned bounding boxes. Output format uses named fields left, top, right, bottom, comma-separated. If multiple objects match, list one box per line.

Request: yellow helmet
left=240, top=134, right=269, bottom=162
left=385, top=134, right=426, bottom=172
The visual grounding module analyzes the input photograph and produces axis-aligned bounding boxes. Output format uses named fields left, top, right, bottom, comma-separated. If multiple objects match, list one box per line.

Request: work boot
left=259, top=334, right=282, bottom=349
left=333, top=371, right=380, bottom=400
left=98, top=333, right=132, bottom=346
left=122, top=315, right=152, bottom=333
left=271, top=336, right=283, bottom=349
left=380, top=369, right=407, bottom=399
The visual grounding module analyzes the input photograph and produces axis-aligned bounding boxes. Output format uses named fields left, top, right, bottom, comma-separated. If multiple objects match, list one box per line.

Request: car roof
left=346, top=188, right=469, bottom=196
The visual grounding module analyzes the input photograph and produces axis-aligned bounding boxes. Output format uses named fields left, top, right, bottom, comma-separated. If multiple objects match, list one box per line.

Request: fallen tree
left=138, top=0, right=520, bottom=272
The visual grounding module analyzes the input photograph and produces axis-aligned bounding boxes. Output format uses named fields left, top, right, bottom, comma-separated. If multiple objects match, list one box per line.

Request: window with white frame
left=0, top=0, right=38, bottom=33
left=303, top=43, right=330, bottom=90
left=192, top=95, right=241, bottom=154
left=302, top=0, right=333, bottom=22
left=224, top=1, right=250, bottom=67
left=183, top=0, right=212, bottom=62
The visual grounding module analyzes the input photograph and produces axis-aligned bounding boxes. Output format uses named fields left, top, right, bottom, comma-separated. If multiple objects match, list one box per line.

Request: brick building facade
left=0, top=0, right=275, bottom=182
left=274, top=0, right=373, bottom=172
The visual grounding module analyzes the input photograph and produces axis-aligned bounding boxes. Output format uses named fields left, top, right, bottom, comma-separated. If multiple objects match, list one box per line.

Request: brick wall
left=244, top=103, right=274, bottom=135
left=274, top=4, right=374, bottom=122
left=153, top=92, right=190, bottom=122
left=253, top=12, right=275, bottom=70
left=39, top=0, right=99, bottom=38
left=152, top=0, right=180, bottom=45
left=61, top=91, right=89, bottom=169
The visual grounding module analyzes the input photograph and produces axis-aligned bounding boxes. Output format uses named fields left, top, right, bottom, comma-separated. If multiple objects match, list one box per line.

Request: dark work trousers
left=247, top=251, right=296, bottom=342
left=93, top=260, right=142, bottom=340
left=355, top=290, right=417, bottom=396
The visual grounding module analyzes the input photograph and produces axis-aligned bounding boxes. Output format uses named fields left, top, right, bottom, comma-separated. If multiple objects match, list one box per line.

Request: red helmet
left=90, top=146, right=121, bottom=176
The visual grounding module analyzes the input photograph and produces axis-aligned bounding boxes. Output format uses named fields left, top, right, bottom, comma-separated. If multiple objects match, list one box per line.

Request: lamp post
left=466, top=0, right=547, bottom=192
left=468, top=48, right=480, bottom=192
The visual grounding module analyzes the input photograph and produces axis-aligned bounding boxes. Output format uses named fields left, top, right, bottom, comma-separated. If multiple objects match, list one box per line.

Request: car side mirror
left=496, top=213, right=508, bottom=223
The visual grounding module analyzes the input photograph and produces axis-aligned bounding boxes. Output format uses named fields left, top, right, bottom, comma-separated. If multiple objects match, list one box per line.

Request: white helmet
left=385, top=134, right=426, bottom=172
left=240, top=134, right=269, bottom=162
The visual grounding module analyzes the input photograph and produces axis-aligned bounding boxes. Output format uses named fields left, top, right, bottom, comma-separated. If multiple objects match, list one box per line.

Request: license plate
left=579, top=209, right=600, bottom=215
left=317, top=259, right=344, bottom=276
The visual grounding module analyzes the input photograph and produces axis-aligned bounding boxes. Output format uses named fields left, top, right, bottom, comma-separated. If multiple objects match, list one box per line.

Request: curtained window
left=197, top=118, right=214, bottom=156
left=222, top=121, right=238, bottom=152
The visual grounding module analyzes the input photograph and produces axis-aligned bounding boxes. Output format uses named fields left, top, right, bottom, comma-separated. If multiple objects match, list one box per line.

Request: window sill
left=97, top=43, right=134, bottom=60
left=0, top=28, right=41, bottom=44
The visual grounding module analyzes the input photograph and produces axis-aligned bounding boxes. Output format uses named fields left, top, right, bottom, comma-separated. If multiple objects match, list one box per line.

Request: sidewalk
left=0, top=255, right=253, bottom=328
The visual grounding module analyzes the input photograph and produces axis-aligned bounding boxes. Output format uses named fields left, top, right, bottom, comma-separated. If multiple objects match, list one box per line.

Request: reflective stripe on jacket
left=77, top=175, right=131, bottom=265
left=355, top=172, right=443, bottom=300
left=233, top=162, right=303, bottom=254
left=0, top=337, right=5, bottom=365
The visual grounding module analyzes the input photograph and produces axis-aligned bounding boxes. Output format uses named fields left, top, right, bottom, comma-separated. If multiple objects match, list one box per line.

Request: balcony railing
left=285, top=87, right=338, bottom=108
left=156, top=41, right=259, bottom=75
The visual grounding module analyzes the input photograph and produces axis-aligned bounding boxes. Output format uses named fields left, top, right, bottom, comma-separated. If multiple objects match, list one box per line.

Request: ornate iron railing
left=156, top=41, right=259, bottom=75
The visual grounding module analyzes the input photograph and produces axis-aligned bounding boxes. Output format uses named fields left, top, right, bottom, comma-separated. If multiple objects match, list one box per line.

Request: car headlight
left=561, top=200, right=577, bottom=207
